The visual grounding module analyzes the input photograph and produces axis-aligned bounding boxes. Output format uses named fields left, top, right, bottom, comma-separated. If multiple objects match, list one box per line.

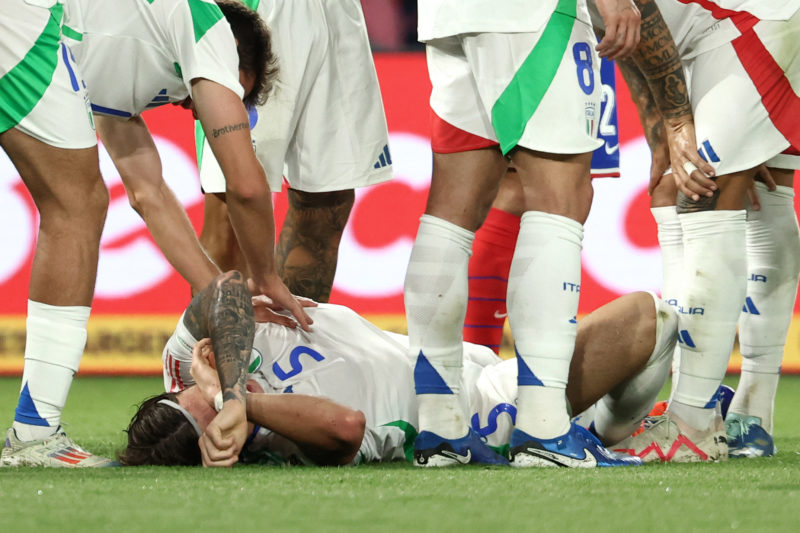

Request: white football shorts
left=687, top=10, right=800, bottom=174
left=199, top=0, right=392, bottom=194
left=0, top=1, right=95, bottom=149
left=427, top=1, right=602, bottom=156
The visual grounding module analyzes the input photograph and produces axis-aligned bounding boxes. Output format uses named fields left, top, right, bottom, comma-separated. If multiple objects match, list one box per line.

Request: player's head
left=117, top=391, right=203, bottom=466
left=216, top=0, right=278, bottom=108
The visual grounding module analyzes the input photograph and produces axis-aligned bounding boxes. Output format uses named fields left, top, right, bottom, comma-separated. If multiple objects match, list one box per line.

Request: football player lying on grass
left=120, top=271, right=685, bottom=467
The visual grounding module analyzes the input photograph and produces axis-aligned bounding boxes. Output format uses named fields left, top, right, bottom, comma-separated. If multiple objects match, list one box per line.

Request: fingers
left=747, top=184, right=762, bottom=211
left=199, top=431, right=238, bottom=468
left=756, top=164, right=777, bottom=191
left=296, top=296, right=319, bottom=308
left=285, top=298, right=313, bottom=332
left=596, top=5, right=641, bottom=60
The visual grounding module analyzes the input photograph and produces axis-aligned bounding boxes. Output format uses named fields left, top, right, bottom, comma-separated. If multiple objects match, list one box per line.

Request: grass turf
left=1, top=376, right=799, bottom=533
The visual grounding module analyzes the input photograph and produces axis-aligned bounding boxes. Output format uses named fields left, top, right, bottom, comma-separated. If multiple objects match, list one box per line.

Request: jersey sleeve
left=162, top=312, right=198, bottom=393
left=165, top=0, right=244, bottom=100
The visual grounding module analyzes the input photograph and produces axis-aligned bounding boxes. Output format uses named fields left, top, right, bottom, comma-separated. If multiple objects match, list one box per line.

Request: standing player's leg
left=275, top=189, right=355, bottom=302
left=462, top=169, right=521, bottom=353
left=0, top=132, right=109, bottom=466
left=727, top=170, right=800, bottom=457
left=406, top=146, right=509, bottom=466
left=1, top=1, right=110, bottom=467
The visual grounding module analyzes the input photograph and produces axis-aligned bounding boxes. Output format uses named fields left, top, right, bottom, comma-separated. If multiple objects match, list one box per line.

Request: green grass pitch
left=1, top=376, right=799, bottom=533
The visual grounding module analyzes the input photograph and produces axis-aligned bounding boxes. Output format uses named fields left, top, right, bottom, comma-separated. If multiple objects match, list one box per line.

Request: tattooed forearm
left=183, top=271, right=254, bottom=403
left=617, top=57, right=667, bottom=151
left=276, top=189, right=355, bottom=302
left=631, top=0, right=691, bottom=120
left=676, top=188, right=719, bottom=213
left=211, top=122, right=249, bottom=138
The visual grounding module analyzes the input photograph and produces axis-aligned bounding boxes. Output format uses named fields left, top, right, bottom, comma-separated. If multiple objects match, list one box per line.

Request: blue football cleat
left=413, top=429, right=509, bottom=467
left=725, top=414, right=776, bottom=458
left=509, top=423, right=643, bottom=468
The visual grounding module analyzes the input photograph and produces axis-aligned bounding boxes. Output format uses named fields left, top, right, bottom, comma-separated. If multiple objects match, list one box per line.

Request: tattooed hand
left=665, top=116, right=716, bottom=201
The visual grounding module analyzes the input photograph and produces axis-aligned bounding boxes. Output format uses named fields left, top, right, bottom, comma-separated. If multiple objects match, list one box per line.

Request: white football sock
left=593, top=295, right=676, bottom=445
left=671, top=210, right=747, bottom=431
left=13, top=300, right=89, bottom=441
left=651, top=206, right=684, bottom=395
left=508, top=211, right=583, bottom=439
left=405, top=214, right=473, bottom=439
left=730, top=184, right=800, bottom=433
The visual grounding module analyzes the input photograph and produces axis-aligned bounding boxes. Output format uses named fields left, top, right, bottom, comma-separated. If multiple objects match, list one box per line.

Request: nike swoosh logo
left=494, top=311, right=508, bottom=319
left=522, top=447, right=597, bottom=468
left=604, top=143, right=620, bottom=155
left=440, top=449, right=471, bottom=464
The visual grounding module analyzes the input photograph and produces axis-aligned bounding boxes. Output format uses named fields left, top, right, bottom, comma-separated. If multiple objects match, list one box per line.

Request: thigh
left=0, top=127, right=101, bottom=212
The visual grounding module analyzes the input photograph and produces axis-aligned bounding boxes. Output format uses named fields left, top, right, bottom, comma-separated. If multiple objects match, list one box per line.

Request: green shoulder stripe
left=187, top=0, right=224, bottom=43
left=0, top=3, right=63, bottom=134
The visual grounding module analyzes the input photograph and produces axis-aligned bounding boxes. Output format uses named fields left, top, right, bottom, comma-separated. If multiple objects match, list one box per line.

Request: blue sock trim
left=414, top=351, right=454, bottom=394
left=516, top=345, right=544, bottom=386
left=14, top=383, right=50, bottom=427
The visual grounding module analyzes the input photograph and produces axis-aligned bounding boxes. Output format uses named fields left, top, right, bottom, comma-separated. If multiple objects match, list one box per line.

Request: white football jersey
left=63, top=0, right=242, bottom=118
left=655, top=0, right=800, bottom=59
left=162, top=303, right=506, bottom=464
left=417, top=0, right=593, bottom=42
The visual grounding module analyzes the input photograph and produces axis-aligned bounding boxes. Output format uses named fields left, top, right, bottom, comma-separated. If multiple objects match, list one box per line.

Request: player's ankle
left=669, top=400, right=717, bottom=434
left=12, top=421, right=58, bottom=442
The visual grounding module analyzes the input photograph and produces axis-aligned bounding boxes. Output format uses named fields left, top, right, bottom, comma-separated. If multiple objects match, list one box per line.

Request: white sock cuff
left=28, top=300, right=91, bottom=327
left=25, top=301, right=90, bottom=372
left=520, top=211, right=584, bottom=244
left=754, top=182, right=794, bottom=203
left=679, top=209, right=746, bottom=235
left=418, top=214, right=474, bottom=252
left=647, top=293, right=679, bottom=368
left=650, top=205, right=679, bottom=225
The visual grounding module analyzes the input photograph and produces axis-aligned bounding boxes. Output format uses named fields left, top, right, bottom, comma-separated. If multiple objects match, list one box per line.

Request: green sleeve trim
left=491, top=0, right=577, bottom=155
left=240, top=0, right=261, bottom=9
left=0, top=3, right=63, bottom=133
left=187, top=0, right=224, bottom=43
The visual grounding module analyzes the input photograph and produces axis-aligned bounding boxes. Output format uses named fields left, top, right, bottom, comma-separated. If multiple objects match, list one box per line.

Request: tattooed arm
left=183, top=270, right=255, bottom=466
left=616, top=58, right=670, bottom=193
left=626, top=0, right=717, bottom=201
left=191, top=78, right=312, bottom=331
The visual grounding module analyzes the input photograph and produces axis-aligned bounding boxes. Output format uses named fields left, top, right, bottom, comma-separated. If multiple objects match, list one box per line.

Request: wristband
left=214, top=391, right=224, bottom=412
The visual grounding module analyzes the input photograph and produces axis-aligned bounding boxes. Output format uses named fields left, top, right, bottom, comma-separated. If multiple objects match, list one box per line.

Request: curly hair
left=117, top=392, right=202, bottom=466
left=217, top=0, right=278, bottom=108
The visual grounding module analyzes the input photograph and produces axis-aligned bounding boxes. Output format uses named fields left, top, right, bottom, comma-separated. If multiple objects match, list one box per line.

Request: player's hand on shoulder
left=248, top=276, right=316, bottom=331
left=190, top=338, right=221, bottom=406
left=199, top=400, right=248, bottom=468
left=594, top=0, right=641, bottom=60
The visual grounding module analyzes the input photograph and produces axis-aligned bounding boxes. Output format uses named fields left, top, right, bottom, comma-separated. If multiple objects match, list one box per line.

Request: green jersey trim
left=61, top=24, right=82, bottom=42
left=194, top=121, right=205, bottom=168
left=240, top=0, right=261, bottom=10
left=0, top=3, right=63, bottom=134
left=187, top=0, right=224, bottom=43
left=381, top=420, right=419, bottom=463
left=490, top=0, right=577, bottom=155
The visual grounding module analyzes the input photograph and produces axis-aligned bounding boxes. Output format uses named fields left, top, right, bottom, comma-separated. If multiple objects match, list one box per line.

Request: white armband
left=214, top=391, right=224, bottom=412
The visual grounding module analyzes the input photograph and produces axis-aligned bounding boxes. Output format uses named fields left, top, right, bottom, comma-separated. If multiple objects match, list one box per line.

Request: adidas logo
left=742, top=297, right=760, bottom=315
left=677, top=329, right=695, bottom=348
left=373, top=144, right=392, bottom=169
left=146, top=88, right=170, bottom=109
